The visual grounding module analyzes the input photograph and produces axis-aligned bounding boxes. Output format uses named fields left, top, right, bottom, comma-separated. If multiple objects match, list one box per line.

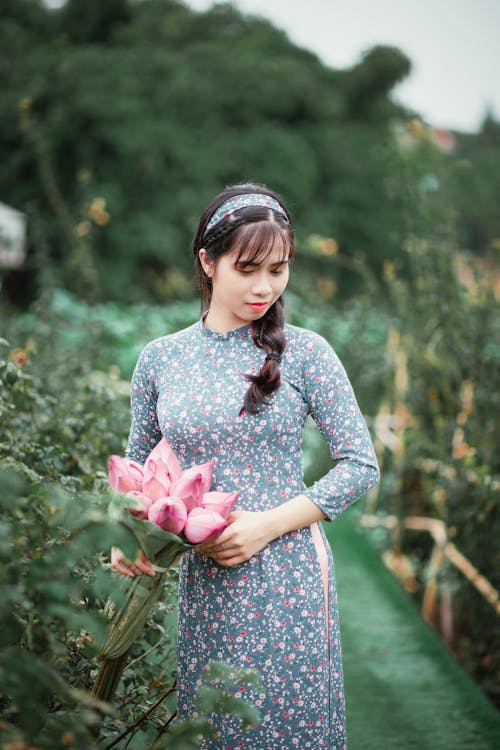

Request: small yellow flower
left=317, top=277, right=336, bottom=298
left=19, top=97, right=32, bottom=111
left=408, top=118, right=424, bottom=138
left=75, top=220, right=91, bottom=238
left=88, top=197, right=110, bottom=225
left=383, top=260, right=395, bottom=281
left=306, top=234, right=338, bottom=256
left=94, top=210, right=110, bottom=226
left=321, top=238, right=338, bottom=256
left=10, top=348, right=27, bottom=366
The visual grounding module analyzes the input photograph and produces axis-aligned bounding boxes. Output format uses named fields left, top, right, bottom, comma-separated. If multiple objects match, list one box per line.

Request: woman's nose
left=250, top=274, right=273, bottom=295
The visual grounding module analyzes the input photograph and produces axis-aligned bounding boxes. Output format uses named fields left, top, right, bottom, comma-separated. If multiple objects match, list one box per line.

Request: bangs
left=232, top=221, right=292, bottom=267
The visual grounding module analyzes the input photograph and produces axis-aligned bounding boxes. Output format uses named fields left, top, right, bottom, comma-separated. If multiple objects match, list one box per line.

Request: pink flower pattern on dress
left=126, top=318, right=380, bottom=749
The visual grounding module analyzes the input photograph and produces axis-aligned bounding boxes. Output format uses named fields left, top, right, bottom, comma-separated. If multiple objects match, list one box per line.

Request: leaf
left=69, top=686, right=116, bottom=715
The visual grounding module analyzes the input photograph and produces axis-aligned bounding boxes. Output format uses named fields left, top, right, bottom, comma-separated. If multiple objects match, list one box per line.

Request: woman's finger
left=199, top=533, right=233, bottom=554
left=135, top=557, right=155, bottom=576
left=110, top=546, right=149, bottom=577
left=111, top=552, right=135, bottom=577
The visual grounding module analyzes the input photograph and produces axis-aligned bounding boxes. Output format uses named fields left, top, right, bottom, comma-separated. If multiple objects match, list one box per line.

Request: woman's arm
left=298, top=332, right=380, bottom=520
left=200, top=494, right=326, bottom=567
left=125, top=341, right=163, bottom=464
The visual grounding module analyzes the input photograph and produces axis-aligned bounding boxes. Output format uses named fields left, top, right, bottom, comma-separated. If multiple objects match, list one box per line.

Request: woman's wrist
left=263, top=494, right=327, bottom=540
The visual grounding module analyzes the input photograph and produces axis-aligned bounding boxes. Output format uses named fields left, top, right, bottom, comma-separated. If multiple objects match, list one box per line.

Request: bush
left=0, top=302, right=260, bottom=748
left=351, top=239, right=500, bottom=706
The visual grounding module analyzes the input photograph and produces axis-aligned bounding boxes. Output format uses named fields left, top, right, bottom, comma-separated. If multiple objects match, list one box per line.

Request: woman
left=120, top=183, right=380, bottom=749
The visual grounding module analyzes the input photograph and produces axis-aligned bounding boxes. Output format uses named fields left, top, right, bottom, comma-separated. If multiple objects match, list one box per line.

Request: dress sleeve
left=125, top=343, right=163, bottom=465
left=302, top=333, right=380, bottom=521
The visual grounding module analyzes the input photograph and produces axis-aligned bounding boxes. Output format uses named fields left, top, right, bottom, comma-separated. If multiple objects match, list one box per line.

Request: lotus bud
left=142, top=458, right=174, bottom=502
left=183, top=507, right=227, bottom=544
left=171, top=459, right=215, bottom=508
left=126, top=490, right=154, bottom=520
left=108, top=456, right=144, bottom=493
left=148, top=496, right=188, bottom=535
left=144, top=438, right=182, bottom=482
left=201, top=491, right=239, bottom=521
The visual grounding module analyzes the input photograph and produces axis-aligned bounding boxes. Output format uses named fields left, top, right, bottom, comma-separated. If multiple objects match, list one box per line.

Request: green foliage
left=352, top=239, right=500, bottom=705
left=1, top=0, right=420, bottom=304
left=0, top=320, right=129, bottom=489
left=0, top=467, right=123, bottom=747
left=0, top=303, right=265, bottom=747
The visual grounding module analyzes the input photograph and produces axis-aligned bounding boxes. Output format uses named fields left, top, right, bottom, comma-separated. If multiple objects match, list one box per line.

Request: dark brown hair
left=192, top=183, right=295, bottom=414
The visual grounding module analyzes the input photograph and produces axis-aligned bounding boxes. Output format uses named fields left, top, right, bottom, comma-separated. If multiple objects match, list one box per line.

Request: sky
left=186, top=0, right=500, bottom=133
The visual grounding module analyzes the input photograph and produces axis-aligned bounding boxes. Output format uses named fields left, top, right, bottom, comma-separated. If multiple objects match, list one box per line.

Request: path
left=324, top=509, right=500, bottom=750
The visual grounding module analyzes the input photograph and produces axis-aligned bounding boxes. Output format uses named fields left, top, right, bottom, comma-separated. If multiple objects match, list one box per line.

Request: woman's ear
left=198, top=248, right=214, bottom=278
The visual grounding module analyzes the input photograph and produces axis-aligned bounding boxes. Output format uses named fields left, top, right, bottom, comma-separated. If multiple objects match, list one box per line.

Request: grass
left=324, top=508, right=500, bottom=750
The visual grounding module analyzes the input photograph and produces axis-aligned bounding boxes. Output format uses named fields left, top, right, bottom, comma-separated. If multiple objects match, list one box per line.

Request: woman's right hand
left=111, top=547, right=155, bottom=577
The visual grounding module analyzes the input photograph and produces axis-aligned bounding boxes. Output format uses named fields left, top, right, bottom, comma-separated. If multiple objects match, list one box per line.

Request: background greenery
left=1, top=0, right=499, bottom=747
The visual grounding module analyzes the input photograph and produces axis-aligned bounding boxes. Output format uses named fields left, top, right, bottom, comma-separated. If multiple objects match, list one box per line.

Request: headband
left=204, top=193, right=288, bottom=236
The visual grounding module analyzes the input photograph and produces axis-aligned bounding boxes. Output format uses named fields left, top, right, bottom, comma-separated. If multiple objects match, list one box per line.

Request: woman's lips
left=247, top=302, right=269, bottom=311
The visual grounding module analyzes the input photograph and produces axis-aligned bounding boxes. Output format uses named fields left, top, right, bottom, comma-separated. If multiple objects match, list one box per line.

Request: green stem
left=103, top=682, right=176, bottom=750
left=92, top=650, right=131, bottom=703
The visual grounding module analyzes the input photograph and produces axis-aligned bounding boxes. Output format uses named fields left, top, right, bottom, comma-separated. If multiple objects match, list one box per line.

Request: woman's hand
left=197, top=510, right=274, bottom=567
left=111, top=547, right=155, bottom=577
left=197, top=495, right=326, bottom=567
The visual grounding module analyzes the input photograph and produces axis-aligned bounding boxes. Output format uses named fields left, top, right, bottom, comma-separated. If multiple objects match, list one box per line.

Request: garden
left=1, top=1, right=499, bottom=748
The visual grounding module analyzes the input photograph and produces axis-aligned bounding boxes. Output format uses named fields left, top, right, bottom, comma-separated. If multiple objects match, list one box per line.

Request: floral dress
left=125, top=317, right=379, bottom=750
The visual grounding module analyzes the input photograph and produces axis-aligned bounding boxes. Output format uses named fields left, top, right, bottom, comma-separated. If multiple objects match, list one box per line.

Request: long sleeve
left=125, top=342, right=163, bottom=465
left=302, top=333, right=380, bottom=521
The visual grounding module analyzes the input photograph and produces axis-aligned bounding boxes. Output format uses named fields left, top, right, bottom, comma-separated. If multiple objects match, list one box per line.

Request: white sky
left=186, top=0, right=500, bottom=132
left=44, top=0, right=500, bottom=132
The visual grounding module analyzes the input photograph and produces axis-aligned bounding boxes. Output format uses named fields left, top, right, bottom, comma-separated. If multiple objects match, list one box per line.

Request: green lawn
left=324, top=509, right=500, bottom=750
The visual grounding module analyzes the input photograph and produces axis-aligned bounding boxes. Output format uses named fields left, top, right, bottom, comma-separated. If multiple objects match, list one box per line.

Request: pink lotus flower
left=183, top=507, right=228, bottom=544
left=148, top=496, right=188, bottom=535
left=107, top=439, right=238, bottom=545
left=108, top=456, right=144, bottom=493
left=201, top=491, right=239, bottom=520
left=144, top=438, right=182, bottom=481
left=126, top=491, right=155, bottom=520
left=170, top=459, right=215, bottom=509
left=142, top=458, right=175, bottom=502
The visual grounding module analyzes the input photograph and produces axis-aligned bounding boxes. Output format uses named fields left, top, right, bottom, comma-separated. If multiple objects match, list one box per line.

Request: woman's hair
left=192, top=183, right=295, bottom=415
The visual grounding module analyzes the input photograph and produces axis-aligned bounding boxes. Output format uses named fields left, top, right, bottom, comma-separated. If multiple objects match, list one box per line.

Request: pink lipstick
left=247, top=302, right=268, bottom=311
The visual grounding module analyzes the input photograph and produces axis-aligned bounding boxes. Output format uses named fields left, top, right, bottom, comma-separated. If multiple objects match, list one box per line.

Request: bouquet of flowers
left=93, top=439, right=238, bottom=701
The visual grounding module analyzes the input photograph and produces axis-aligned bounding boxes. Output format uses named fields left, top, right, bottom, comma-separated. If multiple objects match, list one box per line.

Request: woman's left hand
left=197, top=510, right=273, bottom=567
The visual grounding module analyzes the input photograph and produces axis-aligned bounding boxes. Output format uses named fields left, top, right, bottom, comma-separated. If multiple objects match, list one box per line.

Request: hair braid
left=192, top=183, right=294, bottom=415
left=242, top=297, right=286, bottom=415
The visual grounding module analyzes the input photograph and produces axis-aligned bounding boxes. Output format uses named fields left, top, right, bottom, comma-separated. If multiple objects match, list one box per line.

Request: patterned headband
left=204, top=193, right=288, bottom=236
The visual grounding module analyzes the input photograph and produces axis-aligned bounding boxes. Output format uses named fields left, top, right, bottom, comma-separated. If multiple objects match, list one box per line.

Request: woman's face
left=199, top=241, right=290, bottom=331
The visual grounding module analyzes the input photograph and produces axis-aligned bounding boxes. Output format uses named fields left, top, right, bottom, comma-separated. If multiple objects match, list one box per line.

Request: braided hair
left=192, top=183, right=295, bottom=415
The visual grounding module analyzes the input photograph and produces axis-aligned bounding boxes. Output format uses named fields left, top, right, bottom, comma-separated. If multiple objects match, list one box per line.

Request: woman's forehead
left=230, top=230, right=290, bottom=265
left=232, top=245, right=289, bottom=265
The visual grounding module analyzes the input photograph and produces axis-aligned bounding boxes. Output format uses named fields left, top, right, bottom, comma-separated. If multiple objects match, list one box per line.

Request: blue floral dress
left=125, top=317, right=379, bottom=750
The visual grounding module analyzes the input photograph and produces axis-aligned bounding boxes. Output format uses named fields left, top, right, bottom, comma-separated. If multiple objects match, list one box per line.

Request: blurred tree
left=59, top=0, right=131, bottom=43
left=448, top=112, right=500, bottom=255
left=341, top=45, right=412, bottom=121
left=3, top=0, right=494, bottom=305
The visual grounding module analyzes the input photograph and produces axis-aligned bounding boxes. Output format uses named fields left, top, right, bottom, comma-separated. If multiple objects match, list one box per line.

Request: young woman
left=120, top=183, right=380, bottom=749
